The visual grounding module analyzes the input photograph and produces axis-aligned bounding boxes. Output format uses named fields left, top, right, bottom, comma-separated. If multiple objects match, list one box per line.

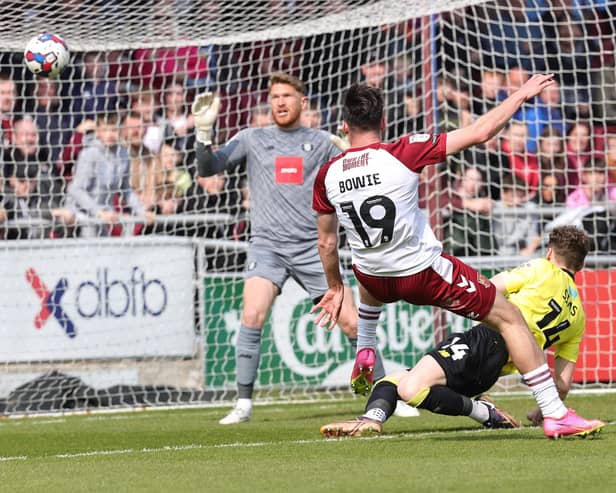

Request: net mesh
left=1, top=0, right=615, bottom=415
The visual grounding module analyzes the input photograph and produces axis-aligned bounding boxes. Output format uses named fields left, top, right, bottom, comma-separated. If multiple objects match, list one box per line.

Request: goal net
left=1, top=0, right=614, bottom=415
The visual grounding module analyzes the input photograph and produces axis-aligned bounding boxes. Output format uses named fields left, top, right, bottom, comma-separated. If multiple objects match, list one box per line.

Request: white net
left=1, top=0, right=615, bottom=415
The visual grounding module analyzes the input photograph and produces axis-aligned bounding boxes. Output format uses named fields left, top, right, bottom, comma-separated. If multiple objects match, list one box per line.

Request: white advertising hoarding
left=0, top=237, right=196, bottom=362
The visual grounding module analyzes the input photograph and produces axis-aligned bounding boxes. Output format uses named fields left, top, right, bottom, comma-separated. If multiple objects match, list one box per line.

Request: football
left=23, top=32, right=70, bottom=78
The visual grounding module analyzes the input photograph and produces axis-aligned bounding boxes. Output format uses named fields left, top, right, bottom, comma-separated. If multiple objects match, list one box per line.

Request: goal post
left=1, top=0, right=615, bottom=415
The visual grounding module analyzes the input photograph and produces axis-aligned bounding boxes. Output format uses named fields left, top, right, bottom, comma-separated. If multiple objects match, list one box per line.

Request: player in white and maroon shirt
left=312, top=79, right=602, bottom=438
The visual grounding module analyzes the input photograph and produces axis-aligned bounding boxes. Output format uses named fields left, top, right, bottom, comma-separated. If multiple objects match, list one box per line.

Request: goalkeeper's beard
left=273, top=108, right=301, bottom=129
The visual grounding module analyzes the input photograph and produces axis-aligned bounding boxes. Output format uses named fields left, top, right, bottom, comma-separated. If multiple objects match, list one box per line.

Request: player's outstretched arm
left=446, top=73, right=555, bottom=156
left=311, top=213, right=344, bottom=330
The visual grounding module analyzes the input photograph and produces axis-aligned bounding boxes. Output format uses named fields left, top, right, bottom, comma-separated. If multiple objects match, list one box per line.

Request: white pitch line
left=1, top=422, right=612, bottom=463
left=0, top=429, right=496, bottom=462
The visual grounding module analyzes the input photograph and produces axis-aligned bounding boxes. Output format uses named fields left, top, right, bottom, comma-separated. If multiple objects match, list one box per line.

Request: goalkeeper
left=193, top=72, right=395, bottom=424
left=321, top=226, right=605, bottom=439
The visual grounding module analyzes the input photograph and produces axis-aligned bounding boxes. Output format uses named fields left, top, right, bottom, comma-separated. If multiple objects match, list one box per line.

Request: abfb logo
left=26, top=266, right=168, bottom=338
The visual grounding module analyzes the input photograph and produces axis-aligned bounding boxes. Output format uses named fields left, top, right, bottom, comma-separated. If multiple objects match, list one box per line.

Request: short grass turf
left=0, top=392, right=614, bottom=493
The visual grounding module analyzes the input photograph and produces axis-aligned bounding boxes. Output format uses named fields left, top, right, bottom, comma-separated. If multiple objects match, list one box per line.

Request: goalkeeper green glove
left=191, top=92, right=221, bottom=145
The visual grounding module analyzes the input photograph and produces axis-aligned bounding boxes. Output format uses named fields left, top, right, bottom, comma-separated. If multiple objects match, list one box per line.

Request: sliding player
left=312, top=80, right=603, bottom=438
left=321, top=226, right=604, bottom=438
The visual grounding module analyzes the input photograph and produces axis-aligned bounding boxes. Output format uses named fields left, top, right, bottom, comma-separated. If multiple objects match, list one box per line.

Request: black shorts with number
left=427, top=323, right=509, bottom=397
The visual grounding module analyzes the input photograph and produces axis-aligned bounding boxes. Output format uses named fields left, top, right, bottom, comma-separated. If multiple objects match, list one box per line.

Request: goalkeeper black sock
left=416, top=385, right=473, bottom=417
left=236, top=324, right=262, bottom=399
left=362, top=380, right=398, bottom=424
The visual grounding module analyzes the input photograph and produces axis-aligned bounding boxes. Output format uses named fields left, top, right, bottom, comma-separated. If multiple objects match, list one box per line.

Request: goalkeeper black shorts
left=426, top=323, right=509, bottom=398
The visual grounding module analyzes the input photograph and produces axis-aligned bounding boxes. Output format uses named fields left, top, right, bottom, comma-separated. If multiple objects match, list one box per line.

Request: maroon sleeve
left=386, top=133, right=447, bottom=173
left=312, top=160, right=335, bottom=214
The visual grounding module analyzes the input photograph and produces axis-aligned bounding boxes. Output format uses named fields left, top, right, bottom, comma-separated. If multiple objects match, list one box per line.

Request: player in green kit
left=321, top=226, right=605, bottom=439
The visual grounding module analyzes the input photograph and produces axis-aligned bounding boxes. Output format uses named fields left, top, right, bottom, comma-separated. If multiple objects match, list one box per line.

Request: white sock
left=357, top=303, right=382, bottom=350
left=363, top=408, right=387, bottom=423
left=522, top=364, right=566, bottom=419
left=236, top=398, right=252, bottom=411
left=469, top=400, right=491, bottom=424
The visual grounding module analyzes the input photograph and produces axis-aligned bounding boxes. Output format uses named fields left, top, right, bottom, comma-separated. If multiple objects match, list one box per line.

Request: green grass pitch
left=0, top=392, right=614, bottom=493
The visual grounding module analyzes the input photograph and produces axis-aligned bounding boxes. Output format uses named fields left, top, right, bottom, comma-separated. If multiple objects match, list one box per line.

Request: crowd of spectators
left=1, top=1, right=616, bottom=263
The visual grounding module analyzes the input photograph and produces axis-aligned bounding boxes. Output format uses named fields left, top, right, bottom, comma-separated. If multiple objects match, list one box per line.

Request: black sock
left=362, top=380, right=398, bottom=423
left=417, top=385, right=473, bottom=417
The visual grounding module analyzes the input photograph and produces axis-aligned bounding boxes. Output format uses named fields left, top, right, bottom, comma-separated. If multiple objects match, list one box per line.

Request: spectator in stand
left=522, top=80, right=567, bottom=153
left=2, top=116, right=54, bottom=186
left=566, top=158, right=616, bottom=208
left=359, top=50, right=410, bottom=141
left=249, top=103, right=272, bottom=128
left=133, top=144, right=192, bottom=235
left=472, top=69, right=505, bottom=116
left=65, top=112, right=151, bottom=237
left=122, top=110, right=156, bottom=221
left=2, top=162, right=65, bottom=239
left=565, top=121, right=592, bottom=190
left=436, top=77, right=472, bottom=133
left=502, top=121, right=539, bottom=195
left=605, top=134, right=616, bottom=184
left=1, top=117, right=69, bottom=238
left=591, top=38, right=616, bottom=126
left=500, top=66, right=529, bottom=121
left=243, top=38, right=303, bottom=96
left=133, top=45, right=211, bottom=91
left=122, top=110, right=147, bottom=161
left=460, top=133, right=510, bottom=201
left=443, top=165, right=494, bottom=257
left=0, top=73, right=17, bottom=147
left=159, top=81, right=195, bottom=158
left=29, top=78, right=70, bottom=166
left=57, top=118, right=97, bottom=182
left=505, top=66, right=529, bottom=94
left=401, top=87, right=424, bottom=135
left=389, top=52, right=419, bottom=137
left=492, top=174, right=541, bottom=257
left=106, top=49, right=137, bottom=101
left=535, top=126, right=568, bottom=205
left=479, top=0, right=546, bottom=72
left=156, top=143, right=191, bottom=214
left=0, top=195, right=5, bottom=227
left=300, top=98, right=322, bottom=129
left=131, top=91, right=165, bottom=154
left=543, top=10, right=599, bottom=119
left=65, top=51, right=119, bottom=128
left=565, top=158, right=616, bottom=252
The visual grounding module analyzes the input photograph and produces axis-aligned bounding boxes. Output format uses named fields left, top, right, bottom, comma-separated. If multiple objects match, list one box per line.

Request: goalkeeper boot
left=351, top=347, right=376, bottom=395
left=476, top=395, right=522, bottom=429
left=219, top=404, right=252, bottom=425
left=543, top=408, right=604, bottom=439
left=320, top=417, right=382, bottom=437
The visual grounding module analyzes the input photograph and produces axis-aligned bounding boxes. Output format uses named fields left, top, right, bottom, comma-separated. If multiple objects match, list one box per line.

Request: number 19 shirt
left=313, top=134, right=447, bottom=277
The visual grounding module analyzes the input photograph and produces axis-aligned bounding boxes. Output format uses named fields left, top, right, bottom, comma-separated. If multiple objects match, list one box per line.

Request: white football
left=24, top=32, right=70, bottom=78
